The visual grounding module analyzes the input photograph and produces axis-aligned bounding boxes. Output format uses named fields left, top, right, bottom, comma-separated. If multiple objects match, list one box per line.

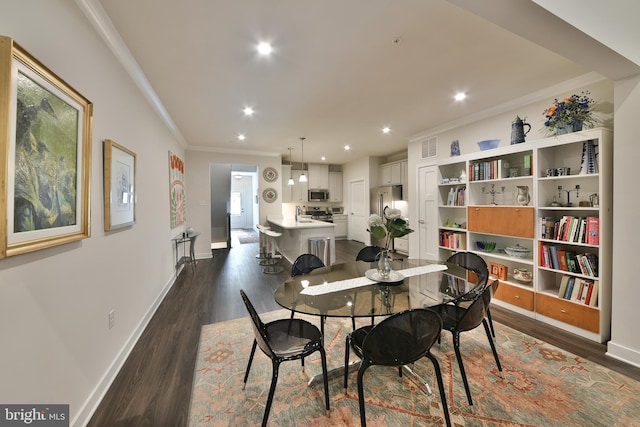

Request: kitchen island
left=267, top=217, right=336, bottom=265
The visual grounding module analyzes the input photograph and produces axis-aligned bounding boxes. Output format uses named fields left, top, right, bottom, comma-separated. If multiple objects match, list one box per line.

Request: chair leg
left=351, top=316, right=356, bottom=331
left=487, top=307, right=496, bottom=338
left=453, top=332, right=474, bottom=406
left=243, top=340, right=257, bottom=389
left=262, top=359, right=280, bottom=427
left=318, top=346, right=331, bottom=412
left=425, top=353, right=452, bottom=427
left=344, top=334, right=351, bottom=388
left=483, top=319, right=502, bottom=371
left=357, top=361, right=371, bottom=427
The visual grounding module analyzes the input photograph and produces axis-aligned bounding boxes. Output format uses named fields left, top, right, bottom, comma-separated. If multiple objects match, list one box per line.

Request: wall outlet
left=108, top=310, right=115, bottom=329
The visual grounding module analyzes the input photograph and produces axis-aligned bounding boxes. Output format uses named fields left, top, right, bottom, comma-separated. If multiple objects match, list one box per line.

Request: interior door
left=230, top=175, right=252, bottom=229
left=418, top=165, right=438, bottom=260
left=349, top=179, right=369, bottom=243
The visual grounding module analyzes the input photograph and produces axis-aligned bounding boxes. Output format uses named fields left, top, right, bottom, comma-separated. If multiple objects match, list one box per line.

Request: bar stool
left=256, top=225, right=271, bottom=266
left=263, top=230, right=284, bottom=274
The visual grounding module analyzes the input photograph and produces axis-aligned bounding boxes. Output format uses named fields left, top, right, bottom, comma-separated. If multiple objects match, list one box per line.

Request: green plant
left=367, top=206, right=414, bottom=251
left=543, top=91, right=596, bottom=133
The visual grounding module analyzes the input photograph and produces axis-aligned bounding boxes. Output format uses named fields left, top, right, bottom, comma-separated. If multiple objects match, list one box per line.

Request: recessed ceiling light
left=243, top=107, right=254, bottom=116
left=382, top=127, right=391, bottom=134
left=344, top=145, right=351, bottom=151
left=238, top=134, right=246, bottom=141
left=454, top=92, right=467, bottom=101
left=321, top=156, right=326, bottom=161
left=256, top=42, right=273, bottom=56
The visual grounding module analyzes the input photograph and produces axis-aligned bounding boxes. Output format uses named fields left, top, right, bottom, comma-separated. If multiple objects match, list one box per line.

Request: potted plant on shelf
left=367, top=206, right=414, bottom=278
left=543, top=91, right=597, bottom=135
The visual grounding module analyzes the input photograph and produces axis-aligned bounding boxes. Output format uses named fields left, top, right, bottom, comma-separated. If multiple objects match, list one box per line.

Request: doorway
left=210, top=163, right=258, bottom=250
left=348, top=178, right=369, bottom=244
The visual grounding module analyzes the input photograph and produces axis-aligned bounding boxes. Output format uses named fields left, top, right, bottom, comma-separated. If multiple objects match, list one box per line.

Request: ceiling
left=91, top=0, right=595, bottom=165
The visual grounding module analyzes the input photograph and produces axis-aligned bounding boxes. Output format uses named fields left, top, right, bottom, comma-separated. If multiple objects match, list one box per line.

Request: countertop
left=267, top=217, right=335, bottom=230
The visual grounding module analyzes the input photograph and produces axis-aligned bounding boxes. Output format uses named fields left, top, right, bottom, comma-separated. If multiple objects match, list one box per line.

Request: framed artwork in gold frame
left=0, top=36, right=93, bottom=258
left=103, top=139, right=136, bottom=231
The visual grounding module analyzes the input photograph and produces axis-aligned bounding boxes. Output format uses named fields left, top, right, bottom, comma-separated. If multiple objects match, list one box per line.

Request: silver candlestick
left=482, top=184, right=505, bottom=205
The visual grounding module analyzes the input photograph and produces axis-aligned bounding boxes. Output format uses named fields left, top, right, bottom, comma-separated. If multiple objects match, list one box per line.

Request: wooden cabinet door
left=467, top=206, right=534, bottom=237
left=536, top=293, right=599, bottom=333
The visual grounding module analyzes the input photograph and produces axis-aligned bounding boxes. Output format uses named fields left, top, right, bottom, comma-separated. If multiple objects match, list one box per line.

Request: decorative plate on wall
left=262, top=188, right=278, bottom=203
left=263, top=167, right=278, bottom=182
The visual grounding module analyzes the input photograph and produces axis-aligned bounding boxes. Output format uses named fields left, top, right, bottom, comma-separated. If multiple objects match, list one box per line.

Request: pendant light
left=287, top=147, right=295, bottom=186
left=299, top=137, right=308, bottom=182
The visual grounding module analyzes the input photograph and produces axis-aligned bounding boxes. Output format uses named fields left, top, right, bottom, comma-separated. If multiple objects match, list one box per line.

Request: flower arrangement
left=367, top=206, right=414, bottom=252
left=543, top=91, right=596, bottom=134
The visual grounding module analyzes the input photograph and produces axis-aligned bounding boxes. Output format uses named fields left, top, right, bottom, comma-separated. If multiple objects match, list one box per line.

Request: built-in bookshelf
left=435, top=128, right=612, bottom=342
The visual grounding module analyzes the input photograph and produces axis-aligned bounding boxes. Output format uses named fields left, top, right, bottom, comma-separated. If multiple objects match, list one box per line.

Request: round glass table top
left=274, top=259, right=475, bottom=319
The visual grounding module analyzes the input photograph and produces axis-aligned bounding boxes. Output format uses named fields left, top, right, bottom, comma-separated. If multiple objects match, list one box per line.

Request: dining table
left=273, top=258, right=479, bottom=393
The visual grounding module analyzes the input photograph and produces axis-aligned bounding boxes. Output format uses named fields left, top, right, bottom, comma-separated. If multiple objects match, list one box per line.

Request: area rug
left=234, top=229, right=260, bottom=244
left=188, top=310, right=640, bottom=426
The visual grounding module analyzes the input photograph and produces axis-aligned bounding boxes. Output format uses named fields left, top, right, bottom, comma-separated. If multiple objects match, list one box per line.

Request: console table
left=172, top=232, right=200, bottom=271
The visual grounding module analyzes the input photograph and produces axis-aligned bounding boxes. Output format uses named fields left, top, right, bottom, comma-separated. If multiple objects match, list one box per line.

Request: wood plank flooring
left=87, top=238, right=640, bottom=427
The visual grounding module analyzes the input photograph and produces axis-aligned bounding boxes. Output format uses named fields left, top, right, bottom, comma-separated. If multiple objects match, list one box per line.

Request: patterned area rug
left=188, top=310, right=640, bottom=426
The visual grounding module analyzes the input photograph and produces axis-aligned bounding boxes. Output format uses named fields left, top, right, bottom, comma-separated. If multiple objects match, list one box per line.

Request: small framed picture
left=489, top=262, right=500, bottom=277
left=498, top=264, right=509, bottom=281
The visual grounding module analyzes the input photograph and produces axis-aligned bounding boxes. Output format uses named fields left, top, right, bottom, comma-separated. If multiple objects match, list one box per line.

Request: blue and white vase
left=579, top=139, right=598, bottom=174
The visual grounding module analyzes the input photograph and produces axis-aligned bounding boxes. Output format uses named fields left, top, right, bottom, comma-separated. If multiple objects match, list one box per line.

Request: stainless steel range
left=306, top=206, right=333, bottom=222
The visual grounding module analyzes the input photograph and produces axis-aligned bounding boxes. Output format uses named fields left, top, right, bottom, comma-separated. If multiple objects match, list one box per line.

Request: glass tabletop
left=274, top=259, right=477, bottom=319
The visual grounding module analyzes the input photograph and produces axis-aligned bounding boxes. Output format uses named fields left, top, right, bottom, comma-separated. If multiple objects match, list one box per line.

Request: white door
left=418, top=165, right=438, bottom=260
left=349, top=179, right=369, bottom=243
left=230, top=175, right=252, bottom=229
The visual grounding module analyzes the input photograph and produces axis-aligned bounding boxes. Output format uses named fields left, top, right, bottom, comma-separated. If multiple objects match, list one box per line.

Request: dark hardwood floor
left=87, top=237, right=640, bottom=426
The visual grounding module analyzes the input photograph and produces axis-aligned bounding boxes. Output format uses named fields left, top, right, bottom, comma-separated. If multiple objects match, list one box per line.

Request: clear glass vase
left=377, top=249, right=392, bottom=279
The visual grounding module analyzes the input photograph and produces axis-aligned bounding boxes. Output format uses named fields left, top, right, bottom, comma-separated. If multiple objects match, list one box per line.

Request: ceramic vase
left=579, top=139, right=598, bottom=174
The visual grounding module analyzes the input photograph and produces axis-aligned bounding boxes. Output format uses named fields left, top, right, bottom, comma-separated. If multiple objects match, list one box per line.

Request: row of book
left=468, top=155, right=531, bottom=182
left=540, top=245, right=599, bottom=277
left=558, top=276, right=599, bottom=307
left=439, top=230, right=466, bottom=250
left=540, top=215, right=599, bottom=245
left=446, top=186, right=465, bottom=206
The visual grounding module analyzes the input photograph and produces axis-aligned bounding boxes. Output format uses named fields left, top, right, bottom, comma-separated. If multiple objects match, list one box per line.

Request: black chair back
left=456, top=285, right=488, bottom=332
left=291, top=253, right=325, bottom=277
left=240, top=289, right=274, bottom=358
left=356, top=246, right=383, bottom=262
left=446, top=252, right=489, bottom=299
left=361, top=309, right=442, bottom=366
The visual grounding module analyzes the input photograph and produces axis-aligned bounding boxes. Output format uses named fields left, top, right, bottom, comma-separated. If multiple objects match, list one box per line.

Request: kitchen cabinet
left=333, top=214, right=347, bottom=239
left=328, top=172, right=343, bottom=202
left=290, top=170, right=309, bottom=202
left=308, top=164, right=329, bottom=189
left=380, top=162, right=402, bottom=185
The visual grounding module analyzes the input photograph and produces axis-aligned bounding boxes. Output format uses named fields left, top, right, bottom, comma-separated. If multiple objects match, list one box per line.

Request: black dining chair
left=291, top=253, right=325, bottom=277
left=432, top=282, right=502, bottom=406
left=343, top=308, right=451, bottom=427
left=355, top=245, right=384, bottom=262
left=240, top=290, right=330, bottom=426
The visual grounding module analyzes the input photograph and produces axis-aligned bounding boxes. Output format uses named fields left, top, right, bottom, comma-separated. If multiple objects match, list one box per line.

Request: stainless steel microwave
left=308, top=189, right=330, bottom=201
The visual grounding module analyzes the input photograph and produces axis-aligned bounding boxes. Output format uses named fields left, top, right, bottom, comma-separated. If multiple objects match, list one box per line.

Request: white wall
left=608, top=75, right=640, bottom=367
left=185, top=150, right=282, bottom=257
left=0, top=1, right=185, bottom=425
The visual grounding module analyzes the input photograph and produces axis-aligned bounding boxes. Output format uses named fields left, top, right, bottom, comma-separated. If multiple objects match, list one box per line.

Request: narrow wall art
left=103, top=139, right=136, bottom=231
left=169, top=151, right=185, bottom=228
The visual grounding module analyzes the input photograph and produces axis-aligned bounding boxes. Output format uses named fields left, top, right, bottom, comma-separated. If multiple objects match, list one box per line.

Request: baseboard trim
left=607, top=340, right=640, bottom=369
left=72, top=272, right=177, bottom=427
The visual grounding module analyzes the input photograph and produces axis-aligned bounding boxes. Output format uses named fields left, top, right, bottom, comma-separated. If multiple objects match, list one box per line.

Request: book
left=586, top=217, right=600, bottom=245
left=577, top=218, right=587, bottom=243
left=576, top=254, right=588, bottom=275
left=558, top=275, right=570, bottom=298
left=578, top=280, right=591, bottom=304
left=566, top=252, right=578, bottom=273
left=549, top=246, right=560, bottom=270
left=586, top=253, right=599, bottom=277
left=584, top=282, right=594, bottom=305
left=541, top=245, right=551, bottom=268
left=557, top=249, right=568, bottom=271
left=588, top=281, right=599, bottom=307
left=570, top=279, right=584, bottom=301
left=564, top=277, right=576, bottom=300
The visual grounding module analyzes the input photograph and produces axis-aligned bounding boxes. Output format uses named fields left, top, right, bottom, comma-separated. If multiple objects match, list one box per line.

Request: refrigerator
left=370, top=185, right=403, bottom=248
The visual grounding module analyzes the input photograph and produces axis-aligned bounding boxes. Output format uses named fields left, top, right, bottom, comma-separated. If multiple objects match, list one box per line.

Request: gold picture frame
left=0, top=36, right=93, bottom=258
left=103, top=139, right=136, bottom=231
